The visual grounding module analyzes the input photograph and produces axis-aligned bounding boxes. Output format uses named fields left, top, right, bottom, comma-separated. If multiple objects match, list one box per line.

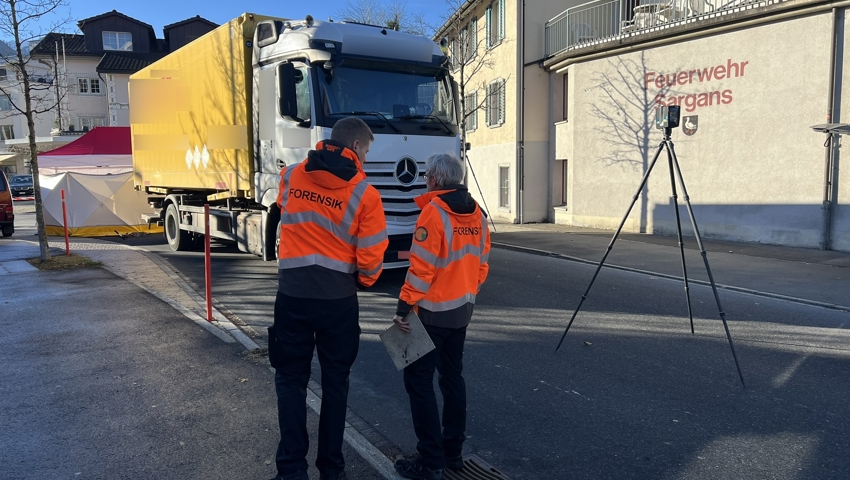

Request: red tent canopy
left=39, top=127, right=133, bottom=174
left=41, top=126, right=131, bottom=156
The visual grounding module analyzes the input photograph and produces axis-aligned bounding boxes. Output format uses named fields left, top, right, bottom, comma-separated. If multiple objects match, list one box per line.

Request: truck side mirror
left=278, top=63, right=303, bottom=123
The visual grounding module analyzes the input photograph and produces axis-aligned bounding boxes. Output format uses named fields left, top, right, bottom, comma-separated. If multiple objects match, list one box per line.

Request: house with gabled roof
left=3, top=10, right=217, bottom=173
left=25, top=10, right=216, bottom=138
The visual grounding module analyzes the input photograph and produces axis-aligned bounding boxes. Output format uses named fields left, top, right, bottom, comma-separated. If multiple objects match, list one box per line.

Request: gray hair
left=425, top=153, right=464, bottom=187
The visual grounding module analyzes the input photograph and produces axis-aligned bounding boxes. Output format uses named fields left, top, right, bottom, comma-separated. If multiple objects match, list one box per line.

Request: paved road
left=120, top=234, right=850, bottom=480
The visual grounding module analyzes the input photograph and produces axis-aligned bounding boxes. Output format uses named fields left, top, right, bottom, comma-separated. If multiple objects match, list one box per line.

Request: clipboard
left=379, top=311, right=435, bottom=371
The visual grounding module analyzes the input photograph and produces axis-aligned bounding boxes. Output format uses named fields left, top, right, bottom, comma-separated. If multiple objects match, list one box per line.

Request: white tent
left=40, top=172, right=162, bottom=237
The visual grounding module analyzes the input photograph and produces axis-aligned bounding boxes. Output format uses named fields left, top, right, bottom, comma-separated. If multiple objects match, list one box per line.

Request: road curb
left=492, top=241, right=850, bottom=313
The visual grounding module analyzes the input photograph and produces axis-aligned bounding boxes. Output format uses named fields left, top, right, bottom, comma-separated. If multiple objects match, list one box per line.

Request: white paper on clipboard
left=379, top=311, right=436, bottom=371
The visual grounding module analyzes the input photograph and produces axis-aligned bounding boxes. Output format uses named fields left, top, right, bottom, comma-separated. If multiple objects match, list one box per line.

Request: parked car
left=0, top=171, right=14, bottom=237
left=10, top=174, right=34, bottom=198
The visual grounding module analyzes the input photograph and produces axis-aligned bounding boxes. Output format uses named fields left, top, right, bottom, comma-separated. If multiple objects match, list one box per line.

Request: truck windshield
left=318, top=64, right=457, bottom=135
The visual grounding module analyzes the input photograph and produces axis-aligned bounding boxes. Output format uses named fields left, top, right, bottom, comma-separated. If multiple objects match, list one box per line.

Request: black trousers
left=271, top=292, right=360, bottom=476
left=403, top=324, right=468, bottom=470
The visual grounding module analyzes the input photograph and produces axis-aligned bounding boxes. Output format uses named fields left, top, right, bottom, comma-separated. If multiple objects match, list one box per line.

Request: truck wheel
left=165, top=204, right=192, bottom=251
left=1, top=225, right=13, bottom=237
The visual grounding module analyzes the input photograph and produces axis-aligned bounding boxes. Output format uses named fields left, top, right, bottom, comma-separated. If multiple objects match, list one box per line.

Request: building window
left=79, top=117, right=105, bottom=131
left=0, top=95, right=12, bottom=111
left=486, top=0, right=505, bottom=49
left=102, top=31, right=133, bottom=51
left=451, top=17, right=478, bottom=67
left=499, top=166, right=510, bottom=209
left=558, top=159, right=568, bottom=206
left=487, top=79, right=505, bottom=127
left=562, top=73, right=569, bottom=121
left=465, top=17, right=477, bottom=63
left=464, top=92, right=477, bottom=132
left=77, top=78, right=102, bottom=95
left=0, top=125, right=14, bottom=140
left=0, top=68, right=7, bottom=81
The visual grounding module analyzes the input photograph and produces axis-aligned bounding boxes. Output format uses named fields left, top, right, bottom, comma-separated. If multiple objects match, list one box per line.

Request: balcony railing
left=545, top=0, right=788, bottom=57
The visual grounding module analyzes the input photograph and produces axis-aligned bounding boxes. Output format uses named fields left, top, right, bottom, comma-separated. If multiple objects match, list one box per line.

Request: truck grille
left=362, top=162, right=426, bottom=225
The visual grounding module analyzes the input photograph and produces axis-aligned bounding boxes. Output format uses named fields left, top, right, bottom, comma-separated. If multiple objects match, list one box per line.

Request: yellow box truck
left=130, top=13, right=460, bottom=264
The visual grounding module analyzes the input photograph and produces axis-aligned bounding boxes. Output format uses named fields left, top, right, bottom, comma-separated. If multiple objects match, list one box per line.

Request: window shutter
left=499, top=0, right=505, bottom=40
left=485, top=6, right=491, bottom=50
left=486, top=83, right=493, bottom=126
left=484, top=85, right=488, bottom=126
left=459, top=28, right=466, bottom=65
left=499, top=79, right=505, bottom=125
left=469, top=92, right=477, bottom=131
left=470, top=18, right=478, bottom=58
left=450, top=40, right=456, bottom=68
left=469, top=17, right=478, bottom=62
left=474, top=92, right=478, bottom=130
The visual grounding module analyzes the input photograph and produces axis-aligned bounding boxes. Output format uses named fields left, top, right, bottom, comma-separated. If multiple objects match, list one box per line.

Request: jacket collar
left=312, top=140, right=365, bottom=176
left=414, top=188, right=456, bottom=209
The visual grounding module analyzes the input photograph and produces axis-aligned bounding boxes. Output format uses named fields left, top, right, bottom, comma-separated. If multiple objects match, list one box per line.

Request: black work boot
left=394, top=453, right=443, bottom=480
left=445, top=454, right=464, bottom=472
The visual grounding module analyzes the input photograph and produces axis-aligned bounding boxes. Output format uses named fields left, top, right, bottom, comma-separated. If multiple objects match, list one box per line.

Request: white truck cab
left=252, top=17, right=461, bottom=266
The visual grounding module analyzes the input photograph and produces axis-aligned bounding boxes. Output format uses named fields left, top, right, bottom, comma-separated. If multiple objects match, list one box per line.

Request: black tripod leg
left=669, top=142, right=746, bottom=387
left=665, top=141, right=695, bottom=334
left=556, top=141, right=666, bottom=352
left=465, top=153, right=497, bottom=233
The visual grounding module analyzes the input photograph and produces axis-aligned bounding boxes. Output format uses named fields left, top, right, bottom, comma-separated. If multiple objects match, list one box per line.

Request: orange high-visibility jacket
left=277, top=140, right=388, bottom=299
left=398, top=187, right=490, bottom=328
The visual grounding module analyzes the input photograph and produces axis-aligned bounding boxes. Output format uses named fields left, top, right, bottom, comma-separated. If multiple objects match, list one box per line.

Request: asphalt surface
left=4, top=202, right=850, bottom=479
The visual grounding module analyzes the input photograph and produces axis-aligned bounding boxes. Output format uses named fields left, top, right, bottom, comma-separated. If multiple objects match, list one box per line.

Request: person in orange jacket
left=392, top=153, right=490, bottom=480
left=269, top=117, right=388, bottom=480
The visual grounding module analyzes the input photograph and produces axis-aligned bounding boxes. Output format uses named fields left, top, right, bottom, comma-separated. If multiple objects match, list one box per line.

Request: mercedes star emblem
left=394, top=156, right=419, bottom=186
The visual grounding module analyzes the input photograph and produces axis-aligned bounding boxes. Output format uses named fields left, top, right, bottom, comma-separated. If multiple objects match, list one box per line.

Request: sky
left=17, top=0, right=449, bottom=39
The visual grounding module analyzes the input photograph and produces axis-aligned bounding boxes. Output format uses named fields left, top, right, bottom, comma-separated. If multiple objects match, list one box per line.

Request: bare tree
left=0, top=0, right=69, bottom=261
left=588, top=54, right=673, bottom=233
left=335, top=0, right=429, bottom=36
left=436, top=0, right=510, bottom=149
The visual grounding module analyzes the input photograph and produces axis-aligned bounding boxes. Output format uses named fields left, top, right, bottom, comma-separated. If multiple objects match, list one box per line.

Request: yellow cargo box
left=129, top=13, right=280, bottom=196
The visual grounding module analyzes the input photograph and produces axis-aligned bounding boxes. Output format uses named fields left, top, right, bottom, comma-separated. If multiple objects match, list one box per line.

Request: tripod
left=555, top=127, right=745, bottom=387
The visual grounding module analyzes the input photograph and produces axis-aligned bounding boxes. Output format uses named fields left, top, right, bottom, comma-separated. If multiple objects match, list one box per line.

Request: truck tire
left=2, top=225, right=13, bottom=237
left=165, top=203, right=192, bottom=251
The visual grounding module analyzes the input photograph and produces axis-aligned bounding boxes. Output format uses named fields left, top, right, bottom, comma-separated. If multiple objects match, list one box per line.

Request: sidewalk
left=488, top=221, right=850, bottom=311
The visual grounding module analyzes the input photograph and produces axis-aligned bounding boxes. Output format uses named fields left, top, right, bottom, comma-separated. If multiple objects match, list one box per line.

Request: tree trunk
left=10, top=0, right=51, bottom=261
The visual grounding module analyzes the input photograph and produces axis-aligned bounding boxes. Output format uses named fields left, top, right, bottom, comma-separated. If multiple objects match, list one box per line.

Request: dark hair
left=331, top=117, right=374, bottom=148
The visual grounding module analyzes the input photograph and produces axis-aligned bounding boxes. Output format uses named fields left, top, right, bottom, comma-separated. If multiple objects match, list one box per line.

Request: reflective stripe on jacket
left=399, top=189, right=490, bottom=328
left=277, top=141, right=388, bottom=299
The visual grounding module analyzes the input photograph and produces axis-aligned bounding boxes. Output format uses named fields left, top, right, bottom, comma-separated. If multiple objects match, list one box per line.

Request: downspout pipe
left=517, top=0, right=526, bottom=224
left=821, top=7, right=839, bottom=250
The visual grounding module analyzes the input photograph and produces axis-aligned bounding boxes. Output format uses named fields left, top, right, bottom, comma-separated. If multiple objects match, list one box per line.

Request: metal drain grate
left=443, top=454, right=510, bottom=480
